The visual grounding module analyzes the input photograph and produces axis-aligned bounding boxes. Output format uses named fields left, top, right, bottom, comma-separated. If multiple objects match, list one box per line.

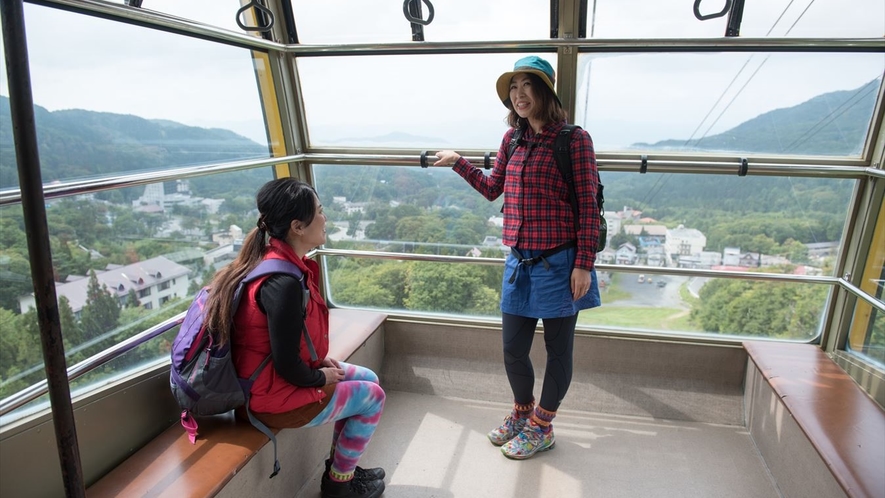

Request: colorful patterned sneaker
left=500, top=422, right=555, bottom=459
left=487, top=411, right=527, bottom=446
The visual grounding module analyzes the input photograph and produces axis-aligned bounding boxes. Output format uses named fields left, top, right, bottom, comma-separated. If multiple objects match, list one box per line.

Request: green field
left=579, top=305, right=699, bottom=330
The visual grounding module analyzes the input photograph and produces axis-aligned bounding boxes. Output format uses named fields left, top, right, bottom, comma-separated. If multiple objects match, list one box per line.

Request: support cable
left=639, top=0, right=815, bottom=211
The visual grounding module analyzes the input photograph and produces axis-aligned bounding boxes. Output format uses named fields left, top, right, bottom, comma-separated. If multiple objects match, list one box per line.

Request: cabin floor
left=295, top=390, right=780, bottom=498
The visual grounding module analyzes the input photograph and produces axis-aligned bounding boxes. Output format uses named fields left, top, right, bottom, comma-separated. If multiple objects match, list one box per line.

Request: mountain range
left=1, top=78, right=879, bottom=194
left=633, top=78, right=879, bottom=155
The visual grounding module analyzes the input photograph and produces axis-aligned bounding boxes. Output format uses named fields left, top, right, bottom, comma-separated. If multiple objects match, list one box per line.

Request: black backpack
left=503, top=124, right=607, bottom=251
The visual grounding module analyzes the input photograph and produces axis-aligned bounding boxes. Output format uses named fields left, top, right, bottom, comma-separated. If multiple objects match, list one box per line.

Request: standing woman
left=434, top=56, right=601, bottom=460
left=203, top=178, right=386, bottom=498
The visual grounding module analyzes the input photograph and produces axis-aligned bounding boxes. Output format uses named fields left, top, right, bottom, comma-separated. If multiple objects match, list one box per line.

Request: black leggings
left=501, top=312, right=578, bottom=412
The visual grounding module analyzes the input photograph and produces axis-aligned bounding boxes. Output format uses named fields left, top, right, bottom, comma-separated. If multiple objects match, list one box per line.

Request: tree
left=79, top=270, right=121, bottom=340
left=126, top=289, right=141, bottom=308
left=58, top=296, right=83, bottom=351
left=610, top=232, right=634, bottom=249
left=0, top=251, right=33, bottom=312
left=778, top=238, right=809, bottom=264
left=346, top=212, right=362, bottom=237
left=365, top=215, right=397, bottom=240
left=0, top=216, right=27, bottom=251
left=404, top=262, right=499, bottom=315
left=691, top=279, right=827, bottom=339
left=0, top=307, right=24, bottom=379
left=0, top=308, right=44, bottom=398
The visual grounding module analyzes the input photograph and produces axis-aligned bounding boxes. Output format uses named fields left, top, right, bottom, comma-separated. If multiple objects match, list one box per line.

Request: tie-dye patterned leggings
left=303, top=362, right=386, bottom=476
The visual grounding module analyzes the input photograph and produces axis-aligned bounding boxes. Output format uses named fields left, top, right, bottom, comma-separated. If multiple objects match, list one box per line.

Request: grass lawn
left=579, top=305, right=700, bottom=331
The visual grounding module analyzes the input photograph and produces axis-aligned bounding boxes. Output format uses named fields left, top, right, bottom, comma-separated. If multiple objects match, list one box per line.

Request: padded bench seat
left=87, top=309, right=386, bottom=498
left=743, top=341, right=885, bottom=498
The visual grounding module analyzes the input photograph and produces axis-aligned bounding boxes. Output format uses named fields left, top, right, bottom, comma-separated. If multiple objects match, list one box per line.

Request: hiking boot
left=324, top=459, right=386, bottom=482
left=320, top=475, right=385, bottom=498
left=501, top=421, right=555, bottom=459
left=487, top=410, right=527, bottom=446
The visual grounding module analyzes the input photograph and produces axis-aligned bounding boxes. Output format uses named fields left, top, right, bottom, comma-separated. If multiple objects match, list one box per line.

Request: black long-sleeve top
left=256, top=274, right=325, bottom=388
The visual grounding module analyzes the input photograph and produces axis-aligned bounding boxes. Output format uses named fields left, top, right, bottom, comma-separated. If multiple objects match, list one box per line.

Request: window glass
left=588, top=272, right=826, bottom=340
left=846, top=195, right=885, bottom=366
left=315, top=163, right=835, bottom=340
left=576, top=52, right=882, bottom=156
left=96, top=0, right=247, bottom=33
left=315, top=164, right=851, bottom=277
left=0, top=328, right=178, bottom=425
left=598, top=172, right=851, bottom=278
left=298, top=53, right=553, bottom=149
left=0, top=4, right=269, bottom=190
left=0, top=167, right=272, bottom=415
left=588, top=0, right=884, bottom=38
left=291, top=0, right=549, bottom=44
left=0, top=204, right=38, bottom=402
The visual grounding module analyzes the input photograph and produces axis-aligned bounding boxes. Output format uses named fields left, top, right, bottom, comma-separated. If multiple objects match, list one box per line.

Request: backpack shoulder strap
left=231, top=259, right=305, bottom=316
left=504, top=126, right=526, bottom=165
left=234, top=258, right=317, bottom=361
left=244, top=259, right=304, bottom=284
left=238, top=259, right=310, bottom=479
left=553, top=124, right=580, bottom=233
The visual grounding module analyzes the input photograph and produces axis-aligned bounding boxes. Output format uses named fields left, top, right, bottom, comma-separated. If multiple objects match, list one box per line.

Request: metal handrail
left=286, top=37, right=885, bottom=57
left=316, top=248, right=838, bottom=284
left=0, top=154, right=304, bottom=206
left=0, top=150, right=874, bottom=206
left=0, top=313, right=183, bottom=417
left=28, top=0, right=283, bottom=52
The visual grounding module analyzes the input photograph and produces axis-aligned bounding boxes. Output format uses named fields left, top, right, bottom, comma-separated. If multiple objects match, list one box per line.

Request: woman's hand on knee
left=321, top=366, right=345, bottom=385
left=321, top=357, right=341, bottom=369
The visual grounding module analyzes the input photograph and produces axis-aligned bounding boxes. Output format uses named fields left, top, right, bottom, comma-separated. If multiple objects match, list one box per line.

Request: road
left=605, top=274, right=694, bottom=309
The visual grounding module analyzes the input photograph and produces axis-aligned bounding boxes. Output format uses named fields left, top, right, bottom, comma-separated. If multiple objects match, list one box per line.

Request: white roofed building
left=666, top=225, right=707, bottom=257
left=18, top=256, right=191, bottom=316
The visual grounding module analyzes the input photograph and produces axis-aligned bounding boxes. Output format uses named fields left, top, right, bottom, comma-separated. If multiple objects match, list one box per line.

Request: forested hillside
left=0, top=96, right=269, bottom=195
left=633, top=78, right=879, bottom=155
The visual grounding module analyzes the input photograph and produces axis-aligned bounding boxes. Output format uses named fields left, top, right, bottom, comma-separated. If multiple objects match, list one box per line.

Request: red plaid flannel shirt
left=453, top=120, right=599, bottom=270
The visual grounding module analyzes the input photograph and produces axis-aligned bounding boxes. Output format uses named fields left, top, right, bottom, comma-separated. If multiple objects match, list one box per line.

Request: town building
left=18, top=257, right=191, bottom=316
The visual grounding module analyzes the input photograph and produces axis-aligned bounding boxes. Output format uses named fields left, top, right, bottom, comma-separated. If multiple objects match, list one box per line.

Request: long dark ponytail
left=204, top=178, right=317, bottom=344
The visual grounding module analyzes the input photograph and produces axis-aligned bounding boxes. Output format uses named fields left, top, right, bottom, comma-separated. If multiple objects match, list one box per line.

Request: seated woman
left=202, top=178, right=386, bottom=498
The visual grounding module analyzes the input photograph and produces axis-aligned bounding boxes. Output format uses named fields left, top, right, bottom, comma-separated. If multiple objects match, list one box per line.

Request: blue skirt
left=500, top=246, right=601, bottom=319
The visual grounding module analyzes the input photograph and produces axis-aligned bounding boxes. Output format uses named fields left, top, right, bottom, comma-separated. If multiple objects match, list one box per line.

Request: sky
left=1, top=0, right=883, bottom=150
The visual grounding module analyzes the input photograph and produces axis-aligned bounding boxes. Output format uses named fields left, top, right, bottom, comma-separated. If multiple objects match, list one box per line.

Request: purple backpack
left=169, top=258, right=316, bottom=478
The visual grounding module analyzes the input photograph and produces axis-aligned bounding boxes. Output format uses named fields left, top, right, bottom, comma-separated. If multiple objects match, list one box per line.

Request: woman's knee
left=344, top=363, right=380, bottom=384
left=368, top=382, right=386, bottom=403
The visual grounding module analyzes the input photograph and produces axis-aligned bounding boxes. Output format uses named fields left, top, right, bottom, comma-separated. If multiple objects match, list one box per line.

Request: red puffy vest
left=232, top=239, right=330, bottom=414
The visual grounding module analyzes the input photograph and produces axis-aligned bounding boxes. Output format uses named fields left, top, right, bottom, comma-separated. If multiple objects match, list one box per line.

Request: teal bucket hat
left=495, top=55, right=561, bottom=108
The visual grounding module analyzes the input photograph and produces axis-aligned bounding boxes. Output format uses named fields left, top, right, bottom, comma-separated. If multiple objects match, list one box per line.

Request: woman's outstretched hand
left=434, top=150, right=461, bottom=166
